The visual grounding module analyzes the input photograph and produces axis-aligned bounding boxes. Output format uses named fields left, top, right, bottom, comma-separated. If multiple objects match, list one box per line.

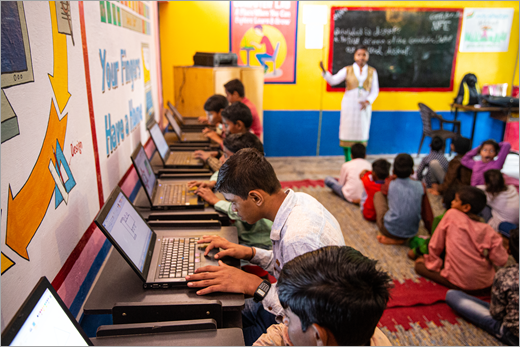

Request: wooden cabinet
left=172, top=66, right=264, bottom=127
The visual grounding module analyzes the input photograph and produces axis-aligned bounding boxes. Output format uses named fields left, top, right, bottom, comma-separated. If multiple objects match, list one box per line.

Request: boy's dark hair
left=224, top=79, right=245, bottom=98
left=223, top=132, right=264, bottom=155
left=372, top=159, right=391, bottom=180
left=351, top=143, right=366, bottom=159
left=215, top=148, right=281, bottom=200
left=453, top=136, right=471, bottom=156
left=510, top=228, right=519, bottom=263
left=354, top=44, right=368, bottom=55
left=254, top=24, right=263, bottom=30
left=430, top=136, right=444, bottom=152
left=393, top=153, right=414, bottom=178
left=457, top=186, right=487, bottom=215
left=277, top=246, right=392, bottom=346
left=479, top=139, right=499, bottom=154
left=203, top=94, right=228, bottom=113
left=484, top=169, right=507, bottom=198
left=442, top=185, right=457, bottom=210
left=221, top=102, right=253, bottom=129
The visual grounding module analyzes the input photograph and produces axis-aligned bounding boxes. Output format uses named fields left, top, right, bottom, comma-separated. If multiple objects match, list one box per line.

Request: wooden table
left=451, top=103, right=519, bottom=146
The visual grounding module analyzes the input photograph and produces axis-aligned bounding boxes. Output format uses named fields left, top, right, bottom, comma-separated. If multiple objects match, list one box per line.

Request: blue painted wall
left=263, top=110, right=505, bottom=157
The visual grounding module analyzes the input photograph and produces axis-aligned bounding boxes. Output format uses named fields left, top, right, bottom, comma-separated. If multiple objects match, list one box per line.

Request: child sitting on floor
left=194, top=94, right=229, bottom=171
left=375, top=154, right=424, bottom=245
left=430, top=136, right=472, bottom=196
left=195, top=101, right=254, bottom=171
left=359, top=159, right=391, bottom=221
left=415, top=186, right=509, bottom=294
left=445, top=228, right=518, bottom=346
left=477, top=169, right=519, bottom=232
left=253, top=246, right=392, bottom=346
left=188, top=133, right=272, bottom=250
left=461, top=139, right=511, bottom=186
left=324, top=143, right=372, bottom=204
left=408, top=187, right=457, bottom=260
left=416, top=136, right=449, bottom=188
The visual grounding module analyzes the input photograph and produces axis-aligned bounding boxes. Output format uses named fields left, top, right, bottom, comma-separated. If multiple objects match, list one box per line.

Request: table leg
left=246, top=52, right=250, bottom=66
left=470, top=111, right=477, bottom=147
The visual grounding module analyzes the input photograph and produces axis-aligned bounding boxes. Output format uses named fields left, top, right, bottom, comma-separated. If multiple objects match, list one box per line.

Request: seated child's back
left=338, top=143, right=372, bottom=202
left=384, top=154, right=423, bottom=238
left=360, top=159, right=390, bottom=221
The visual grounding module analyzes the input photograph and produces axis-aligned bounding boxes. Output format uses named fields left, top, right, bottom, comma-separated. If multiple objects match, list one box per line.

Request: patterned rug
left=279, top=180, right=504, bottom=346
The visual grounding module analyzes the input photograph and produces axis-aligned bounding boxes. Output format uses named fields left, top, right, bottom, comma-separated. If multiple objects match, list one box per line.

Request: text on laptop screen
left=10, top=288, right=89, bottom=346
left=149, top=123, right=169, bottom=160
left=102, top=192, right=152, bottom=272
left=166, top=109, right=182, bottom=136
left=134, top=147, right=156, bottom=198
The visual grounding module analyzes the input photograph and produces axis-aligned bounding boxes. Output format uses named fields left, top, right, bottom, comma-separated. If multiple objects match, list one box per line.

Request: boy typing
left=375, top=154, right=424, bottom=245
left=224, top=79, right=263, bottom=138
left=360, top=159, right=391, bottom=221
left=324, top=143, right=372, bottom=204
left=254, top=246, right=392, bottom=346
left=185, top=148, right=345, bottom=345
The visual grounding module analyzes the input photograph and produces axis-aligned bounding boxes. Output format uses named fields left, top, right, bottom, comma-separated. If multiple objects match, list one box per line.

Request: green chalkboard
left=328, top=7, right=463, bottom=91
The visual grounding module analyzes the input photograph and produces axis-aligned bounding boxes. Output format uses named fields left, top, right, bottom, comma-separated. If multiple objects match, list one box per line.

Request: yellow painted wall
left=159, top=1, right=519, bottom=112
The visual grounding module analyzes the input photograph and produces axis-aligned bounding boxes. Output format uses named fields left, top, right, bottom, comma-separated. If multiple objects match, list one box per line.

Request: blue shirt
left=384, top=178, right=423, bottom=238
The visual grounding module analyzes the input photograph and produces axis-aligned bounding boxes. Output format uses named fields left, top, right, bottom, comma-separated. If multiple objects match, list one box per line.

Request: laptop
left=165, top=109, right=210, bottom=143
left=148, top=122, right=204, bottom=168
left=1, top=276, right=92, bottom=346
left=168, top=101, right=206, bottom=127
left=131, top=143, right=205, bottom=210
left=95, top=186, right=222, bottom=288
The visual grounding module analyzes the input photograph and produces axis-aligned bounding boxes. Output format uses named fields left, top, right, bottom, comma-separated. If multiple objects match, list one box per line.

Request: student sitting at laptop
left=194, top=94, right=229, bottom=171
left=190, top=133, right=272, bottom=250
left=185, top=148, right=345, bottom=345
left=254, top=246, right=392, bottom=346
left=224, top=78, right=263, bottom=138
left=195, top=102, right=253, bottom=172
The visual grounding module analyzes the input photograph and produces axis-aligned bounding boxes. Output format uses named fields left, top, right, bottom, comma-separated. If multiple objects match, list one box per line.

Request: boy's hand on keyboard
left=197, top=235, right=252, bottom=260
left=196, top=187, right=220, bottom=205
left=187, top=180, right=206, bottom=189
left=198, top=116, right=209, bottom=124
left=186, top=260, right=263, bottom=296
left=193, top=150, right=211, bottom=161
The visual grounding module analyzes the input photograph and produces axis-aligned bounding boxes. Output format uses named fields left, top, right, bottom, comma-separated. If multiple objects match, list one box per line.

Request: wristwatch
left=253, top=280, right=271, bottom=302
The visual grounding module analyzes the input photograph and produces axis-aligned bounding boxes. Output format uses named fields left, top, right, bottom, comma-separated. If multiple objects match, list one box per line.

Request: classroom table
left=240, top=46, right=255, bottom=66
left=451, top=103, right=519, bottom=147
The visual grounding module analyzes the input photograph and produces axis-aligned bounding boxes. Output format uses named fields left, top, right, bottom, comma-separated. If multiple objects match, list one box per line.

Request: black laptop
left=165, top=109, right=210, bottom=143
left=148, top=121, right=204, bottom=168
left=95, top=186, right=226, bottom=288
left=167, top=101, right=207, bottom=129
left=131, top=143, right=205, bottom=210
left=1, top=276, right=92, bottom=346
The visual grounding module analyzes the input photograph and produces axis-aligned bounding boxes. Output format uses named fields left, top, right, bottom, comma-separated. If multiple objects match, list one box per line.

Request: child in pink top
left=415, top=186, right=508, bottom=292
left=461, top=139, right=511, bottom=186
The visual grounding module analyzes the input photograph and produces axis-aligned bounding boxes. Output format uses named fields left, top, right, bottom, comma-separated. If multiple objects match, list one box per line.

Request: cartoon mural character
left=481, top=25, right=492, bottom=39
left=250, top=25, right=275, bottom=73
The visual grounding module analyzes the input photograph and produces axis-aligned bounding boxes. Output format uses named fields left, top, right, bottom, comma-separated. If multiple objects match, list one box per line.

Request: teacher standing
left=320, top=45, right=379, bottom=162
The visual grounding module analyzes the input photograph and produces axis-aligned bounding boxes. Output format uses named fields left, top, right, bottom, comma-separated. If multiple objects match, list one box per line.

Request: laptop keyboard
left=158, top=237, right=200, bottom=278
left=169, top=152, right=195, bottom=165
left=157, top=184, right=186, bottom=205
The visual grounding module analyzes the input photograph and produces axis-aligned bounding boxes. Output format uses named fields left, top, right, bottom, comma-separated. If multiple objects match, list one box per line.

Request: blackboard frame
left=327, top=7, right=464, bottom=92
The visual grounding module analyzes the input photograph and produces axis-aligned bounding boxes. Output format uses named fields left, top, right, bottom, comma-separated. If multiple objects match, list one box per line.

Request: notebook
left=1, top=276, right=92, bottom=346
left=95, top=186, right=224, bottom=288
left=131, top=143, right=204, bottom=210
left=165, top=109, right=210, bottom=143
left=148, top=122, right=204, bottom=168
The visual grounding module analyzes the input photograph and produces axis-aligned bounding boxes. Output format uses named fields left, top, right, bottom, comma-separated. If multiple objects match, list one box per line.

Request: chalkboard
left=328, top=7, right=463, bottom=91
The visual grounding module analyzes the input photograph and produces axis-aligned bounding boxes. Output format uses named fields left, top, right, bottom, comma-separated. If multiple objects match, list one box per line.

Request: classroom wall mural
left=1, top=1, right=161, bottom=329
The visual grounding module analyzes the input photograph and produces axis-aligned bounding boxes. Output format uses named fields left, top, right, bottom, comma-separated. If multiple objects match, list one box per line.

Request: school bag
left=454, top=73, right=480, bottom=106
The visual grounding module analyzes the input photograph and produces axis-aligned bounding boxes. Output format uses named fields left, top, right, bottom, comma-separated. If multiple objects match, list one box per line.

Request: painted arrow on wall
left=5, top=2, right=70, bottom=261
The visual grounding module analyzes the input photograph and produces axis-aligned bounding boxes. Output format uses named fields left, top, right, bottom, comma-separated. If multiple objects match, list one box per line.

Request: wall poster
left=459, top=8, right=514, bottom=52
left=230, top=1, right=298, bottom=84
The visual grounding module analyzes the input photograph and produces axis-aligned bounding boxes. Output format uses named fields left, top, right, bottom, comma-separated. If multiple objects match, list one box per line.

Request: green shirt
left=214, top=200, right=272, bottom=250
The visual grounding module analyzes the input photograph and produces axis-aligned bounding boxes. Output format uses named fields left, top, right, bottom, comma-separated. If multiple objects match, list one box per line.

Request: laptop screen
left=133, top=146, right=156, bottom=199
left=101, top=192, right=153, bottom=272
left=171, top=106, right=185, bottom=122
left=165, top=109, right=182, bottom=137
left=8, top=286, right=90, bottom=346
left=149, top=123, right=169, bottom=161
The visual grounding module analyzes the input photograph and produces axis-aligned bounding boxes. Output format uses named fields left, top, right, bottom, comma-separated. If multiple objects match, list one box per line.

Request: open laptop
left=165, top=109, right=210, bottom=143
left=148, top=121, right=204, bottom=168
left=1, top=276, right=92, bottom=346
left=95, top=186, right=223, bottom=288
left=167, top=101, right=206, bottom=128
left=131, top=143, right=205, bottom=210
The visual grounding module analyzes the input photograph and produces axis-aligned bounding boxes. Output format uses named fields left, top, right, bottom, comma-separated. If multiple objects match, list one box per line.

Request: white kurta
left=323, top=63, right=379, bottom=143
